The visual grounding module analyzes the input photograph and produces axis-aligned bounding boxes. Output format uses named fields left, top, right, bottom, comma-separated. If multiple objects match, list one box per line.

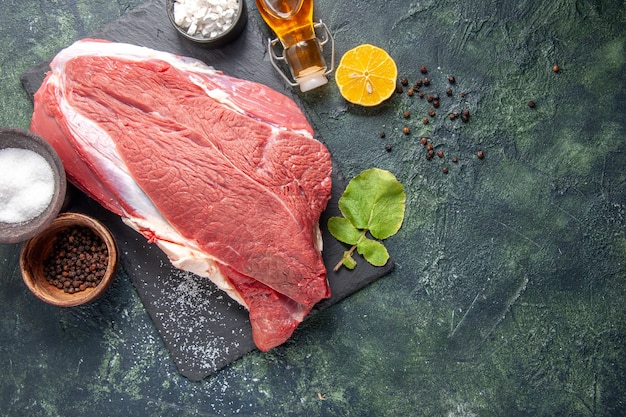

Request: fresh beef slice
left=30, top=39, right=333, bottom=351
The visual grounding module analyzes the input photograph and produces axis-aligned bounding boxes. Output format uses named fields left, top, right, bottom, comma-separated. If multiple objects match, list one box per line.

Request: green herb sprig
left=328, top=168, right=406, bottom=271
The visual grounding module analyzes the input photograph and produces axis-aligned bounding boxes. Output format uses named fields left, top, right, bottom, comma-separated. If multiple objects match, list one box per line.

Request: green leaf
left=356, top=238, right=389, bottom=266
left=338, top=168, right=406, bottom=240
left=328, top=168, right=406, bottom=271
left=342, top=251, right=357, bottom=269
left=328, top=216, right=362, bottom=245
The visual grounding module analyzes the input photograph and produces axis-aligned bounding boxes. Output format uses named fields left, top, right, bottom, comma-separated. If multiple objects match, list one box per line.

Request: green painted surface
left=1, top=0, right=625, bottom=416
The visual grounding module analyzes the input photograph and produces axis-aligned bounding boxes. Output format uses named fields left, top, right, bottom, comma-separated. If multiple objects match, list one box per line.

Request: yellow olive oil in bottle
left=256, top=0, right=329, bottom=91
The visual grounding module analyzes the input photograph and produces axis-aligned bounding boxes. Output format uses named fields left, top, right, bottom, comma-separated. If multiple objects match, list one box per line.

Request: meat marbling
left=30, top=39, right=333, bottom=351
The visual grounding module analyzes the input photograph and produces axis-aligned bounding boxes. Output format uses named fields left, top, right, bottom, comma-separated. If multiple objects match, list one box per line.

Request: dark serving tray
left=21, top=0, right=394, bottom=381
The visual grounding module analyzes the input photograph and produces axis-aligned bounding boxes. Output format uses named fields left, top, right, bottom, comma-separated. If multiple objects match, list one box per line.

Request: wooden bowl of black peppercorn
left=19, top=212, right=118, bottom=307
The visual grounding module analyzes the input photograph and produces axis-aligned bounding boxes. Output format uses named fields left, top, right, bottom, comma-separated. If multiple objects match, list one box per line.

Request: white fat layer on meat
left=313, top=222, right=323, bottom=252
left=53, top=40, right=314, bottom=139
left=52, top=39, right=218, bottom=77
left=123, top=216, right=247, bottom=307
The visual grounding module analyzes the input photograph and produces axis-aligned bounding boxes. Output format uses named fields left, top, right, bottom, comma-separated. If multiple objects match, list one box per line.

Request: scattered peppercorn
left=420, top=65, right=428, bottom=74
left=421, top=137, right=428, bottom=145
left=403, top=126, right=411, bottom=135
left=407, top=88, right=414, bottom=96
left=527, top=100, right=536, bottom=108
left=418, top=92, right=424, bottom=99
left=460, top=92, right=466, bottom=98
left=446, top=88, right=453, bottom=96
left=426, top=95, right=434, bottom=102
left=396, top=85, right=403, bottom=94
left=442, top=166, right=449, bottom=174
left=452, top=156, right=458, bottom=163
left=385, top=144, right=392, bottom=152
left=437, top=150, right=444, bottom=158
left=423, top=78, right=430, bottom=86
left=462, top=109, right=470, bottom=117
left=428, top=108, right=436, bottom=117
left=401, top=77, right=409, bottom=86
left=43, top=225, right=109, bottom=294
left=448, top=76, right=456, bottom=84
left=433, top=99, right=440, bottom=108
left=449, top=113, right=456, bottom=120
left=422, top=117, right=429, bottom=124
left=403, top=110, right=410, bottom=118
left=379, top=131, right=386, bottom=138
left=477, top=150, right=485, bottom=159
left=552, top=65, right=560, bottom=73
left=425, top=152, right=433, bottom=160
left=427, top=149, right=435, bottom=158
left=426, top=143, right=434, bottom=151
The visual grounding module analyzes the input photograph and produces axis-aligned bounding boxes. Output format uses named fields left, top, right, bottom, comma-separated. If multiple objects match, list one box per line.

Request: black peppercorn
left=43, top=225, right=108, bottom=294
left=420, top=65, right=428, bottom=74
left=401, top=77, right=409, bottom=86
left=448, top=75, right=456, bottom=84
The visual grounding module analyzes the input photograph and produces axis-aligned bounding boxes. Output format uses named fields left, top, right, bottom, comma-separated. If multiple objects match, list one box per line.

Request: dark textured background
left=1, top=0, right=625, bottom=415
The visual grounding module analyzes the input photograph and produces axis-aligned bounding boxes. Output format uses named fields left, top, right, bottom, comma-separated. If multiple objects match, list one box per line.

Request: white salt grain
left=0, top=148, right=55, bottom=223
left=173, top=0, right=240, bottom=38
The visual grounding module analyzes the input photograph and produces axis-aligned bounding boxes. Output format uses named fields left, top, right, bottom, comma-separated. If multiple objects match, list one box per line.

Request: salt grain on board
left=0, top=147, right=55, bottom=223
left=173, top=0, right=240, bottom=38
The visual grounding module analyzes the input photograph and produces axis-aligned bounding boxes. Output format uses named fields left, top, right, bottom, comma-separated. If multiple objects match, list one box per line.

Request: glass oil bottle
left=256, top=0, right=334, bottom=92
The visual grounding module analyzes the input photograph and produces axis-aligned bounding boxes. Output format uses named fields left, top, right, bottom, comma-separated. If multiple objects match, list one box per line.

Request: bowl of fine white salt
left=0, top=128, right=66, bottom=244
left=167, top=0, right=247, bottom=48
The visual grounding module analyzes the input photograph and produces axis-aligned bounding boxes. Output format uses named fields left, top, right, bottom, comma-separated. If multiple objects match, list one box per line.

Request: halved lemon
left=335, top=44, right=398, bottom=107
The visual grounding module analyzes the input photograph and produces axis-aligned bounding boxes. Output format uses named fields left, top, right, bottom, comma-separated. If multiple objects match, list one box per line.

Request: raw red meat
left=30, top=39, right=332, bottom=351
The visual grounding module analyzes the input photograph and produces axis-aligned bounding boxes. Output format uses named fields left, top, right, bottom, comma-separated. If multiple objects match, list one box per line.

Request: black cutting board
left=20, top=0, right=394, bottom=381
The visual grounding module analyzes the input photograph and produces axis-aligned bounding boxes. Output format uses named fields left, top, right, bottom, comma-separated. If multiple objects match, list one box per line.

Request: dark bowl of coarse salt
left=0, top=128, right=67, bottom=244
left=20, top=212, right=119, bottom=307
left=166, top=0, right=247, bottom=48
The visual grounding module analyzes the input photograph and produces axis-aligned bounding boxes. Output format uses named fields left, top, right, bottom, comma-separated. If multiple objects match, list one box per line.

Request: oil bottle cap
left=298, top=73, right=328, bottom=92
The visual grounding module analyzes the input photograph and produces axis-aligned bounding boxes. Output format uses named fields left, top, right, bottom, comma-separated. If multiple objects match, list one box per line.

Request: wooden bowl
left=20, top=212, right=118, bottom=307
left=0, top=128, right=67, bottom=244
